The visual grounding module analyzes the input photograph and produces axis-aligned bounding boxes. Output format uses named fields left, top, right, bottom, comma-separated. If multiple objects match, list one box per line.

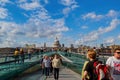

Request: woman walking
left=52, top=54, right=62, bottom=80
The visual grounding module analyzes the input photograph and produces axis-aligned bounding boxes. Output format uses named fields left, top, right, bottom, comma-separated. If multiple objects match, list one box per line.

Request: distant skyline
left=0, top=0, right=120, bottom=47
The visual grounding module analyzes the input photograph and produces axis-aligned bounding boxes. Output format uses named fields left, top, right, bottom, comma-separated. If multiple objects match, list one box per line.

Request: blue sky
left=0, top=0, right=120, bottom=47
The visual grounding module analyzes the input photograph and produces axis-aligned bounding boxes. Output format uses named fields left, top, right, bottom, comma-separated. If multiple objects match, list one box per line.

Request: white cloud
left=19, top=1, right=40, bottom=10
left=107, top=10, right=118, bottom=18
left=17, top=0, right=27, bottom=3
left=118, top=35, right=120, bottom=39
left=0, top=21, right=24, bottom=37
left=0, top=21, right=24, bottom=47
left=71, top=4, right=78, bottom=10
left=2, top=38, right=17, bottom=47
left=76, top=19, right=120, bottom=45
left=44, top=0, right=49, bottom=4
left=0, top=0, right=11, bottom=6
left=31, top=8, right=50, bottom=20
left=82, top=10, right=120, bottom=21
left=0, top=7, right=8, bottom=19
left=104, top=37, right=115, bottom=44
left=83, top=32, right=99, bottom=42
left=60, top=0, right=79, bottom=16
left=25, top=17, right=69, bottom=38
left=61, top=0, right=76, bottom=6
left=63, top=7, right=71, bottom=16
left=82, top=12, right=103, bottom=20
left=81, top=26, right=88, bottom=29
left=98, top=19, right=120, bottom=33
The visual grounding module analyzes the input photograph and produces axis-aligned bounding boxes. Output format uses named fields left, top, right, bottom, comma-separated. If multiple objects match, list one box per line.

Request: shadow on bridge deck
left=46, top=67, right=81, bottom=80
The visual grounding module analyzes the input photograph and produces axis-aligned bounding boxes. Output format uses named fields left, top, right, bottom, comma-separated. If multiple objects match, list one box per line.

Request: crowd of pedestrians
left=14, top=48, right=25, bottom=63
left=14, top=47, right=34, bottom=63
left=40, top=54, right=62, bottom=80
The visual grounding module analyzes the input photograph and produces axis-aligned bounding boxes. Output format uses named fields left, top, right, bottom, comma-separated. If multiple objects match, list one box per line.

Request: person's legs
left=56, top=68, right=59, bottom=80
left=54, top=68, right=57, bottom=79
left=28, top=54, right=31, bottom=60
left=16, top=55, right=19, bottom=63
left=21, top=55, right=24, bottom=63
left=14, top=56, right=17, bottom=63
left=45, top=68, right=47, bottom=77
left=45, top=67, right=50, bottom=78
left=22, top=55, right=24, bottom=63
left=46, top=67, right=49, bottom=76
left=42, top=68, right=44, bottom=75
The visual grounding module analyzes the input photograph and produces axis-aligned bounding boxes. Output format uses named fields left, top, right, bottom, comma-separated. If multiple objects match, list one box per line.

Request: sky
left=0, top=0, right=120, bottom=48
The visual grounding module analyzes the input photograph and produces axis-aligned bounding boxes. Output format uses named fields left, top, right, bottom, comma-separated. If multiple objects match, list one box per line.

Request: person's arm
left=81, top=61, right=88, bottom=79
left=60, top=58, right=63, bottom=65
left=40, top=58, right=43, bottom=66
left=106, top=64, right=113, bottom=80
left=82, top=62, right=89, bottom=80
left=82, top=71, right=88, bottom=80
left=52, top=59, right=54, bottom=67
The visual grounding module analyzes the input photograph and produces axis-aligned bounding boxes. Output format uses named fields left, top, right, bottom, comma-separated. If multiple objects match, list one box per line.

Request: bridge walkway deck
left=44, top=67, right=81, bottom=80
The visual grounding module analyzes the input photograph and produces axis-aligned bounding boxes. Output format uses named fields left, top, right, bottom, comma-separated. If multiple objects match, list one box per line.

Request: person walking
left=42, top=55, right=51, bottom=78
left=14, top=48, right=19, bottom=63
left=27, top=48, right=32, bottom=60
left=82, top=49, right=97, bottom=80
left=40, top=54, right=46, bottom=75
left=49, top=56, right=53, bottom=74
left=52, top=54, right=62, bottom=80
left=106, top=48, right=120, bottom=80
left=20, top=48, right=24, bottom=63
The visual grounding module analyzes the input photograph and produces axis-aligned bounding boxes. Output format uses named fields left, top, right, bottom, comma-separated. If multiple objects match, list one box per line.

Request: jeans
left=44, top=67, right=50, bottom=76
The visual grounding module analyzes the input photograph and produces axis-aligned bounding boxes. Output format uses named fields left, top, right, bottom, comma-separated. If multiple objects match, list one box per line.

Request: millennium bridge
left=0, top=51, right=107, bottom=80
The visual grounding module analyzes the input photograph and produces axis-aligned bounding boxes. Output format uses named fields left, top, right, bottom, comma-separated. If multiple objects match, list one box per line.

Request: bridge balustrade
left=0, top=51, right=50, bottom=80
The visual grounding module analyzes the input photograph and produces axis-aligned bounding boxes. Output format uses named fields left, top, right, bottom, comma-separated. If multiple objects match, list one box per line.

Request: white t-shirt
left=106, top=56, right=120, bottom=80
left=43, top=59, right=51, bottom=67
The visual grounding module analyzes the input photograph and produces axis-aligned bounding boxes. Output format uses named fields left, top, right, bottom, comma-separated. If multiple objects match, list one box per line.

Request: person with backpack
left=82, top=49, right=97, bottom=80
left=82, top=49, right=110, bottom=80
left=106, top=48, right=120, bottom=80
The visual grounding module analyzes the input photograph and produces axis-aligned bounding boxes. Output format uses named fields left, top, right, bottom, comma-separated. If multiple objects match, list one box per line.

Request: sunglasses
left=116, top=52, right=120, bottom=54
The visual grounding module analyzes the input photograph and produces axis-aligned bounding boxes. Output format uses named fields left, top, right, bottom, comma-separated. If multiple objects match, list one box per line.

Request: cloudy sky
left=0, top=0, right=120, bottom=47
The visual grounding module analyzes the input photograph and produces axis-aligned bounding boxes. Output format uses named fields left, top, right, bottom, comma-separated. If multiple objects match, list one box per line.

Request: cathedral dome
left=53, top=37, right=61, bottom=48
